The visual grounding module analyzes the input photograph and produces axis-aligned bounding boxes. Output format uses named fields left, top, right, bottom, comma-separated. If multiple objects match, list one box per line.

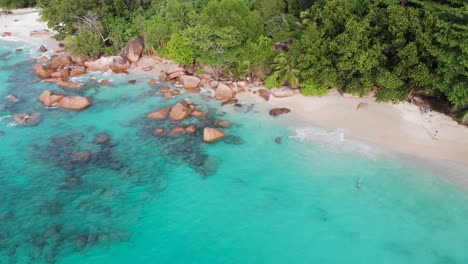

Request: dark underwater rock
left=275, top=136, right=283, bottom=144
left=223, top=135, right=244, bottom=145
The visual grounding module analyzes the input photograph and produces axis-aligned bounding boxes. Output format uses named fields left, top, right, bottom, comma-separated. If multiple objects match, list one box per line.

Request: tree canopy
left=27, top=0, right=468, bottom=116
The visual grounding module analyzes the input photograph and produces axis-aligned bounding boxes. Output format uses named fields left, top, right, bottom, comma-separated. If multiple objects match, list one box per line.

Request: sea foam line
left=289, top=126, right=384, bottom=160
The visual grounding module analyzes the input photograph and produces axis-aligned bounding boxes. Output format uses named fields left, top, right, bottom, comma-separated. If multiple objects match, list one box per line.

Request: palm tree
left=271, top=52, right=300, bottom=88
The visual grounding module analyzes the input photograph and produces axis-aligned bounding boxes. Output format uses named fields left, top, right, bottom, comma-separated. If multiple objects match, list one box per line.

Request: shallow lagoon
left=1, top=42, right=468, bottom=264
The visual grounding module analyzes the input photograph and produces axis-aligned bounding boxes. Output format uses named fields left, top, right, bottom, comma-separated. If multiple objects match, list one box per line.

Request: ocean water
left=1, top=42, right=468, bottom=264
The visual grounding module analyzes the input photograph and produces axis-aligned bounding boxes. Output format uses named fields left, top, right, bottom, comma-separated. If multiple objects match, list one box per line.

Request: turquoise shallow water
left=1, top=42, right=468, bottom=264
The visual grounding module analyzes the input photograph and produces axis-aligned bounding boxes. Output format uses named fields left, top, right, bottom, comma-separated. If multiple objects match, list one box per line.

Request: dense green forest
left=0, top=0, right=36, bottom=8
left=7, top=0, right=468, bottom=119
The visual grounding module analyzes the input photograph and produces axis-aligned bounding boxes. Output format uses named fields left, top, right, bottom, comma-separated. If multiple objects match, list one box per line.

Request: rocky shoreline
left=1, top=9, right=467, bottom=166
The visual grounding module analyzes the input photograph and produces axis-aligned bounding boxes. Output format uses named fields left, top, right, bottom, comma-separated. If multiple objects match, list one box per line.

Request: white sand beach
left=0, top=8, right=58, bottom=48
left=3, top=9, right=467, bottom=168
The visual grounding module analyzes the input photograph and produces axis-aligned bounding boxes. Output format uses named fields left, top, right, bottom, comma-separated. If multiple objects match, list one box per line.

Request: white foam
left=0, top=115, right=11, bottom=121
left=289, top=126, right=385, bottom=160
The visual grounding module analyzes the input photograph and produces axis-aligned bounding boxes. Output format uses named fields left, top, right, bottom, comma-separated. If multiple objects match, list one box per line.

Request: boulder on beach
left=258, top=89, right=271, bottom=101
left=58, top=96, right=92, bottom=110
left=147, top=107, right=171, bottom=120
left=269, top=108, right=291, bottom=117
left=119, top=36, right=145, bottom=63
left=39, top=90, right=64, bottom=107
left=271, top=86, right=294, bottom=98
left=53, top=43, right=66, bottom=53
left=215, top=83, right=234, bottom=100
left=142, top=66, right=153, bottom=71
left=169, top=101, right=193, bottom=121
left=203, top=127, right=225, bottom=143
left=356, top=102, right=368, bottom=110
left=85, top=56, right=130, bottom=73
left=56, top=79, right=82, bottom=90
left=180, top=75, right=201, bottom=90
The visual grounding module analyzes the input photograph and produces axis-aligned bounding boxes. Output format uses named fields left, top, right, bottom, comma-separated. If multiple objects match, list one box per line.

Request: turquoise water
left=1, top=42, right=468, bottom=264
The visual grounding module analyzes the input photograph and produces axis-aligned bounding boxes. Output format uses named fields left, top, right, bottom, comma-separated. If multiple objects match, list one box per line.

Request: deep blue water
left=1, top=41, right=468, bottom=264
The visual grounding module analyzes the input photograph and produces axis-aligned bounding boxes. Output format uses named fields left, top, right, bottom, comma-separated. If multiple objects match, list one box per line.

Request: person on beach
left=432, top=130, right=439, bottom=140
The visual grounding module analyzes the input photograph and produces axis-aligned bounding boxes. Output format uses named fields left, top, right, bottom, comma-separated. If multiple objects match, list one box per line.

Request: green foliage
left=271, top=52, right=299, bottom=87
left=300, top=80, right=328, bottom=96
left=264, top=73, right=281, bottom=88
left=166, top=33, right=195, bottom=66
left=0, top=0, right=36, bottom=8
left=65, top=27, right=104, bottom=57
left=36, top=0, right=467, bottom=112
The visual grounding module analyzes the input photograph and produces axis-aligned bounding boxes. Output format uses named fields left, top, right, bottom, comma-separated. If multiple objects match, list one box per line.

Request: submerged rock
left=223, top=135, right=244, bottom=145
left=185, top=125, right=197, bottom=134
left=56, top=79, right=82, bottom=89
left=147, top=107, right=171, bottom=120
left=12, top=113, right=42, bottom=126
left=95, top=133, right=110, bottom=144
left=203, top=127, right=225, bottom=143
left=275, top=136, right=283, bottom=144
left=70, top=151, right=91, bottom=163
left=215, top=120, right=232, bottom=128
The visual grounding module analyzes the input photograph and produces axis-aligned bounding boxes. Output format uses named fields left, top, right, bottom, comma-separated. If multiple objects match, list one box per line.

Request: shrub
left=300, top=80, right=328, bottom=96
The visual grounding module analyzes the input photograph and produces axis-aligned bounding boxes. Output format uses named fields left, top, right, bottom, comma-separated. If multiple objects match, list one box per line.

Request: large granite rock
left=203, top=128, right=225, bottom=143
left=51, top=68, right=70, bottom=78
left=70, top=67, right=86, bottom=77
left=34, top=64, right=55, bottom=78
left=84, top=56, right=130, bottom=73
left=58, top=96, right=92, bottom=110
left=147, top=107, right=171, bottom=120
left=169, top=102, right=193, bottom=121
left=180, top=75, right=201, bottom=90
left=39, top=90, right=64, bottom=107
left=119, top=36, right=144, bottom=63
left=215, top=83, right=234, bottom=100
left=51, top=54, right=72, bottom=68
left=271, top=86, right=294, bottom=98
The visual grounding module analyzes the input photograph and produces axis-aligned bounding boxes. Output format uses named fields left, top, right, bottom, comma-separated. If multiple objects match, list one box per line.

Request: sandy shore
left=0, top=9, right=58, bottom=48
left=2, top=9, right=467, bottom=169
left=237, top=92, right=468, bottom=165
